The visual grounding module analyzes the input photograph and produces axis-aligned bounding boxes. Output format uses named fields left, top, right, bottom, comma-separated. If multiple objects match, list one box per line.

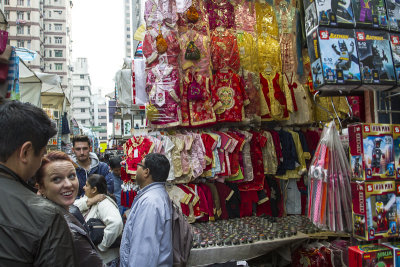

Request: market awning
left=19, top=60, right=42, bottom=107
left=35, top=72, right=65, bottom=111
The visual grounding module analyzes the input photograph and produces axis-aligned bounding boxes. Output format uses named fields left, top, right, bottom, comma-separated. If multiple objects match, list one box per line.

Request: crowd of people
left=0, top=99, right=174, bottom=267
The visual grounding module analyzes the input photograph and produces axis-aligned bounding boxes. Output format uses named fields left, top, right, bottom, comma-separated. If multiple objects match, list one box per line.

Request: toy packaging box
left=394, top=125, right=400, bottom=178
left=386, top=0, right=400, bottom=32
left=349, top=244, right=394, bottom=266
left=349, top=123, right=395, bottom=180
left=351, top=181, right=397, bottom=241
left=355, top=30, right=396, bottom=90
left=382, top=242, right=400, bottom=266
left=352, top=0, right=388, bottom=29
left=303, top=0, right=355, bottom=36
left=390, top=34, right=400, bottom=86
left=306, top=27, right=361, bottom=91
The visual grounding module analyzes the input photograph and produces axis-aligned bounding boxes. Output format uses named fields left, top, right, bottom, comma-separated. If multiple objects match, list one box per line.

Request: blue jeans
left=113, top=177, right=126, bottom=215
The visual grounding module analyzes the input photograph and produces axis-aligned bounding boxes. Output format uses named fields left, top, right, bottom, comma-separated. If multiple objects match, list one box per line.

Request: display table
left=188, top=232, right=309, bottom=266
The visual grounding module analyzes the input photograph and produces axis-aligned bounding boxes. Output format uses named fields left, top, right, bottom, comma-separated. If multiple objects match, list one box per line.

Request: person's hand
left=87, top=194, right=106, bottom=206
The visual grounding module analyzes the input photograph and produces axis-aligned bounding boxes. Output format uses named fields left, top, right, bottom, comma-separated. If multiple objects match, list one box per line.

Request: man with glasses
left=120, top=153, right=173, bottom=267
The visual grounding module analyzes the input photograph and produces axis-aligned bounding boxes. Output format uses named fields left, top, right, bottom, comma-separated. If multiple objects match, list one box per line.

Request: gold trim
left=257, top=197, right=269, bottom=205
left=226, top=190, right=234, bottom=201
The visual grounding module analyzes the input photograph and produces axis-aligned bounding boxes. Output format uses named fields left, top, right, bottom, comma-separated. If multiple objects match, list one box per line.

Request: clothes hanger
left=330, top=96, right=343, bottom=133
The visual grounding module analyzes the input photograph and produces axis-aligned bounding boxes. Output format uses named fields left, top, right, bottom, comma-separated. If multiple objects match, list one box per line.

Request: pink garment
left=179, top=31, right=211, bottom=78
left=143, top=27, right=180, bottom=69
left=180, top=134, right=192, bottom=175
left=205, top=0, right=235, bottom=30
left=146, top=65, right=182, bottom=127
left=233, top=0, right=256, bottom=32
left=177, top=0, right=210, bottom=36
left=144, top=0, right=178, bottom=28
left=190, top=133, right=206, bottom=178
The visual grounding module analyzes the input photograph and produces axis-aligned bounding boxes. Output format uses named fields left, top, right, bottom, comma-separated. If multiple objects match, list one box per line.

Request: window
left=80, top=97, right=85, bottom=102
left=27, top=40, right=31, bottom=49
left=79, top=86, right=84, bottom=90
left=27, top=0, right=30, bottom=6
left=49, top=64, right=52, bottom=70
left=27, top=12, right=30, bottom=20
left=17, top=26, right=24, bottom=34
left=17, top=11, right=24, bottom=20
left=55, top=24, right=62, bottom=31
left=81, top=108, right=85, bottom=113
left=55, top=63, right=62, bottom=70
left=81, top=120, right=86, bottom=124
left=55, top=37, right=62, bottom=44
left=4, top=0, right=9, bottom=5
left=49, top=37, right=52, bottom=44
left=80, top=74, right=84, bottom=79
left=49, top=50, right=52, bottom=57
left=27, top=26, right=30, bottom=35
left=54, top=50, right=62, bottom=57
left=48, top=11, right=51, bottom=17
left=5, top=11, right=9, bottom=20
left=48, top=24, right=51, bottom=31
left=17, top=40, right=24, bottom=47
left=17, top=0, right=24, bottom=5
left=55, top=10, right=62, bottom=15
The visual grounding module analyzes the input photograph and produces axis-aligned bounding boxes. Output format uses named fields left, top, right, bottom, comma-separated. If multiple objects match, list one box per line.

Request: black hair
left=109, top=156, right=122, bottom=169
left=87, top=174, right=116, bottom=202
left=0, top=100, right=57, bottom=162
left=72, top=135, right=91, bottom=147
left=143, top=153, right=170, bottom=182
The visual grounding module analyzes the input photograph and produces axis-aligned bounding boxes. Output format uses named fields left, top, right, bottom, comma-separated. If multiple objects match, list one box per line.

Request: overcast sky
left=71, top=0, right=125, bottom=97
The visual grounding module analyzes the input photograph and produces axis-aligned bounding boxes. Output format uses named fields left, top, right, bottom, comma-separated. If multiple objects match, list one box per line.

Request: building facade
left=4, top=0, right=73, bottom=99
left=72, top=57, right=93, bottom=128
left=124, top=0, right=131, bottom=58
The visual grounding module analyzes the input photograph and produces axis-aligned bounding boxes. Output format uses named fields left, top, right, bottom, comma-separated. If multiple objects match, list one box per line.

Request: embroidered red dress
left=124, top=136, right=154, bottom=175
left=212, top=70, right=249, bottom=123
left=205, top=0, right=235, bottom=30
left=210, top=29, right=240, bottom=72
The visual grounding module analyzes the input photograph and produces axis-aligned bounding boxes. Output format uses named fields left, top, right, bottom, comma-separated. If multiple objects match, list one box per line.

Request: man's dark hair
left=72, top=135, right=91, bottom=147
left=0, top=100, right=57, bottom=162
left=109, top=156, right=122, bottom=169
left=144, top=153, right=170, bottom=182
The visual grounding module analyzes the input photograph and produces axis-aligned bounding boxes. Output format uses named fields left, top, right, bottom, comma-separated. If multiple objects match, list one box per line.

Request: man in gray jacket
left=0, top=99, right=77, bottom=266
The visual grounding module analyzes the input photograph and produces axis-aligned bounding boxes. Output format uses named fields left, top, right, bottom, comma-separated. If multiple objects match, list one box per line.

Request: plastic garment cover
left=144, top=0, right=178, bottom=28
left=210, top=29, right=240, bottom=72
left=143, top=27, right=180, bottom=69
left=308, top=121, right=353, bottom=232
left=115, top=69, right=133, bottom=106
left=146, top=65, right=182, bottom=128
left=134, top=58, right=148, bottom=105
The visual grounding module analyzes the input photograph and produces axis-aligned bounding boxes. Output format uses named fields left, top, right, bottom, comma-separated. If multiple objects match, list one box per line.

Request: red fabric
left=201, top=133, right=217, bottom=171
left=256, top=185, right=272, bottom=217
left=272, top=73, right=289, bottom=119
left=188, top=184, right=209, bottom=221
left=238, top=131, right=267, bottom=191
left=0, top=63, right=8, bottom=82
left=268, top=130, right=283, bottom=161
left=214, top=182, right=232, bottom=219
left=121, top=165, right=129, bottom=183
left=227, top=131, right=245, bottom=181
left=239, top=190, right=258, bottom=217
left=212, top=70, right=249, bottom=123
left=210, top=30, right=240, bottom=72
left=198, top=184, right=216, bottom=221
left=125, top=137, right=153, bottom=175
left=177, top=184, right=199, bottom=217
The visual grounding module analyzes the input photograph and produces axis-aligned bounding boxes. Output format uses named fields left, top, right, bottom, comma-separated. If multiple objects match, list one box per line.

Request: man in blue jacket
left=71, top=135, right=114, bottom=197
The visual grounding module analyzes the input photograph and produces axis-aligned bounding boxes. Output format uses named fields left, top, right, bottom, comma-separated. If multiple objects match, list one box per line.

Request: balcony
left=72, top=90, right=91, bottom=98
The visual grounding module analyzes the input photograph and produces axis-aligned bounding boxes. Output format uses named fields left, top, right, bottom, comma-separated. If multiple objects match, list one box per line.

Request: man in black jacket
left=0, top=99, right=77, bottom=266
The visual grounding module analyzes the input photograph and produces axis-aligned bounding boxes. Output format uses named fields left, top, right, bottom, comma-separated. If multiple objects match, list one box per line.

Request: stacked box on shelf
left=303, top=0, right=355, bottom=36
left=351, top=180, right=397, bottom=240
left=349, top=244, right=394, bottom=266
left=395, top=125, right=400, bottom=178
left=382, top=242, right=400, bottom=266
left=385, top=0, right=400, bottom=32
left=355, top=30, right=396, bottom=90
left=390, top=34, right=400, bottom=87
left=307, top=27, right=361, bottom=91
left=349, top=123, right=395, bottom=180
left=351, top=0, right=388, bottom=29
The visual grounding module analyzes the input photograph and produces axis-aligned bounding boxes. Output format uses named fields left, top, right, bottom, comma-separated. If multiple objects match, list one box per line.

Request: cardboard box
left=386, top=0, right=400, bottom=32
left=394, top=126, right=400, bottom=179
left=349, top=243, right=394, bottom=266
left=307, top=27, right=361, bottom=91
left=382, top=242, right=400, bottom=266
left=352, top=0, right=388, bottom=29
left=355, top=30, right=396, bottom=90
left=349, top=123, right=395, bottom=180
left=303, top=0, right=355, bottom=36
left=352, top=181, right=397, bottom=241
left=390, top=34, right=400, bottom=87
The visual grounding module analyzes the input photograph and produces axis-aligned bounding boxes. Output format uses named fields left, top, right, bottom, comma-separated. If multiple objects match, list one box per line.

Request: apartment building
left=5, top=0, right=45, bottom=71
left=124, top=0, right=131, bottom=58
left=43, top=0, right=73, bottom=97
left=72, top=57, right=93, bottom=128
